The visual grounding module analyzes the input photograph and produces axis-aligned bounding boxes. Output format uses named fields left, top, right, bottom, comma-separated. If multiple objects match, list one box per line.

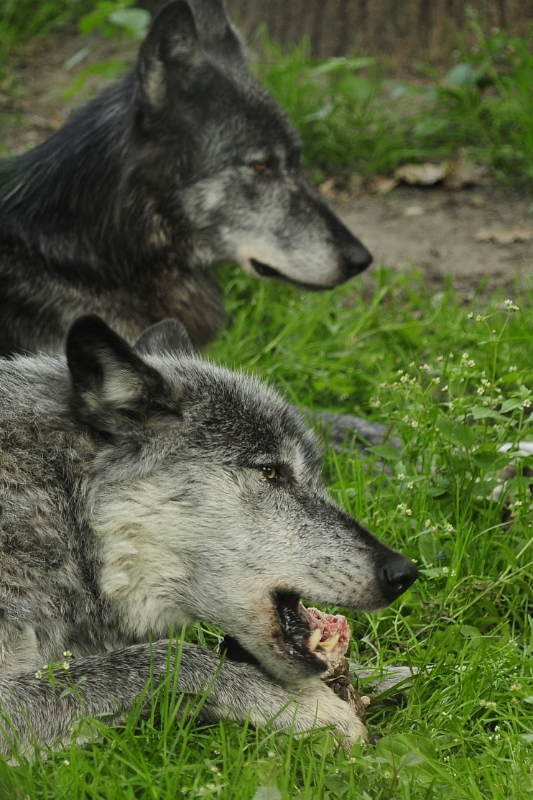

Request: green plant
left=0, top=0, right=95, bottom=48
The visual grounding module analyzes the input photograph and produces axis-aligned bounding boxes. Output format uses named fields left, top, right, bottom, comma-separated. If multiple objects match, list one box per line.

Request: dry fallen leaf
left=404, top=205, right=424, bottom=217
left=369, top=175, right=399, bottom=194
left=474, top=228, right=533, bottom=244
left=318, top=178, right=338, bottom=198
left=444, top=159, right=486, bottom=190
left=395, top=163, right=446, bottom=186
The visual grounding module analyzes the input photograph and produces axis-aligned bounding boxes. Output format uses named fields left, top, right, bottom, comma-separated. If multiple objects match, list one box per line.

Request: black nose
left=340, top=239, right=373, bottom=277
left=380, top=553, right=418, bottom=602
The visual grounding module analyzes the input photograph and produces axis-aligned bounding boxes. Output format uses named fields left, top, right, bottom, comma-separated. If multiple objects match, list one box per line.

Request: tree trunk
left=225, top=0, right=533, bottom=64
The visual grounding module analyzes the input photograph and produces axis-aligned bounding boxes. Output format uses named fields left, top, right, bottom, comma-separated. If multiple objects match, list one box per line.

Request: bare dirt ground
left=1, top=31, right=532, bottom=294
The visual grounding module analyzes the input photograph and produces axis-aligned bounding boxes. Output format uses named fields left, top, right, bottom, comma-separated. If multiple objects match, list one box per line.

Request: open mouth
left=274, top=591, right=350, bottom=671
left=250, top=258, right=282, bottom=279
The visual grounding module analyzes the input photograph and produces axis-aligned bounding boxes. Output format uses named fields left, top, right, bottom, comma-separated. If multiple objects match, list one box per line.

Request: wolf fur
left=0, top=0, right=371, bottom=358
left=0, top=315, right=416, bottom=754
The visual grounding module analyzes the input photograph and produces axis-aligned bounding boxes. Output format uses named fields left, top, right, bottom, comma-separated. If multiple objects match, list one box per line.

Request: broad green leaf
left=435, top=415, right=476, bottom=449
left=500, top=398, right=525, bottom=413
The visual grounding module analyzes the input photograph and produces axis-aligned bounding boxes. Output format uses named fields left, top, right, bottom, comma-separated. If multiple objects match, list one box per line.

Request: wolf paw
left=292, top=680, right=368, bottom=749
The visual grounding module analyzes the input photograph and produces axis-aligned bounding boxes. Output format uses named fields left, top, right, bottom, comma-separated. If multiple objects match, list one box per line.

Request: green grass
left=0, top=0, right=95, bottom=49
left=2, top=266, right=533, bottom=798
left=256, top=23, right=533, bottom=189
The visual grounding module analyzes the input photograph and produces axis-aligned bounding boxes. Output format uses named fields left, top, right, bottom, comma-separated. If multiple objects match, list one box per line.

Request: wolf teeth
left=308, top=628, right=322, bottom=652
left=319, top=633, right=340, bottom=653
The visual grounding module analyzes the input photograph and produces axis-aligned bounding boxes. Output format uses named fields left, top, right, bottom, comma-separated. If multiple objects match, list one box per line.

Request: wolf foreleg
left=0, top=641, right=366, bottom=756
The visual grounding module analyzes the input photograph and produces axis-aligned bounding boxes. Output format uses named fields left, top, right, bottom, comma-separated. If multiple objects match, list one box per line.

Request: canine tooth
left=308, top=628, right=322, bottom=652
left=320, top=633, right=340, bottom=653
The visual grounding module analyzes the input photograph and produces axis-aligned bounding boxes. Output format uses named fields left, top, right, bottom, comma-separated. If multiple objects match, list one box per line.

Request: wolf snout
left=379, top=552, right=418, bottom=602
left=339, top=238, right=373, bottom=278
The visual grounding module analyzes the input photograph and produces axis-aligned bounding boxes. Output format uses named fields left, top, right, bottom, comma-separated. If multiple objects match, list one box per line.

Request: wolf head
left=67, top=316, right=416, bottom=686
left=131, top=0, right=372, bottom=288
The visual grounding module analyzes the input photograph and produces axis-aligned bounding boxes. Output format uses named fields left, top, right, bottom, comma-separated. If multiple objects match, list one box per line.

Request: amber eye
left=261, top=465, right=278, bottom=481
left=252, top=162, right=268, bottom=173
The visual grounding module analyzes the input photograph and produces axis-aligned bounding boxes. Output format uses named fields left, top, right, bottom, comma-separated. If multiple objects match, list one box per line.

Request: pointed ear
left=137, top=1, right=202, bottom=110
left=189, top=0, right=246, bottom=67
left=133, top=319, right=195, bottom=358
left=66, top=315, right=171, bottom=434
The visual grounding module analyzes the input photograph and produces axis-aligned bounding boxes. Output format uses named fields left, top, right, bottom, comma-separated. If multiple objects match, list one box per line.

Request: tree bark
left=225, top=0, right=533, bottom=64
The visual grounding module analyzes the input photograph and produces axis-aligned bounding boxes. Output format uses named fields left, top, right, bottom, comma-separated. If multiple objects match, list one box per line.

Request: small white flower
left=411, top=420, right=419, bottom=428
left=35, top=670, right=43, bottom=679
left=407, top=482, right=414, bottom=489
left=63, top=650, right=72, bottom=658
left=468, top=359, right=476, bottom=368
left=477, top=387, right=485, bottom=395
left=467, top=312, right=474, bottom=319
left=523, top=399, right=531, bottom=408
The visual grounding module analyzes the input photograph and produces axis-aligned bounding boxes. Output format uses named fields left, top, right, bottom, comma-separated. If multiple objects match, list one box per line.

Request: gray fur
left=0, top=316, right=416, bottom=755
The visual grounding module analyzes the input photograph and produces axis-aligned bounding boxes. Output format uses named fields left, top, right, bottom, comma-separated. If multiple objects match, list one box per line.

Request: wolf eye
left=250, top=161, right=274, bottom=177
left=261, top=465, right=279, bottom=481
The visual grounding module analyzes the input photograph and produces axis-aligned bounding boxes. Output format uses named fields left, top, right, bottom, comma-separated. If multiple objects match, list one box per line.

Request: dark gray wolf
left=0, top=315, right=416, bottom=755
left=0, top=0, right=371, bottom=358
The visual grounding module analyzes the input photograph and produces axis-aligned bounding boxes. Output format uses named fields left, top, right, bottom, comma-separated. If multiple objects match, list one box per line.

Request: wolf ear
left=188, top=0, right=246, bottom=67
left=67, top=315, right=171, bottom=434
left=137, top=1, right=202, bottom=109
left=133, top=319, right=195, bottom=358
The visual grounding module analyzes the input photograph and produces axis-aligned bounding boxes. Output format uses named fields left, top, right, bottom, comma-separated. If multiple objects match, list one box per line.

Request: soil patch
left=334, top=183, right=533, bottom=295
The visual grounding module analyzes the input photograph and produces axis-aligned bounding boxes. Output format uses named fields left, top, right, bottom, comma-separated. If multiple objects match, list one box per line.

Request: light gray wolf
left=0, top=0, right=371, bottom=358
left=0, top=315, right=416, bottom=755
